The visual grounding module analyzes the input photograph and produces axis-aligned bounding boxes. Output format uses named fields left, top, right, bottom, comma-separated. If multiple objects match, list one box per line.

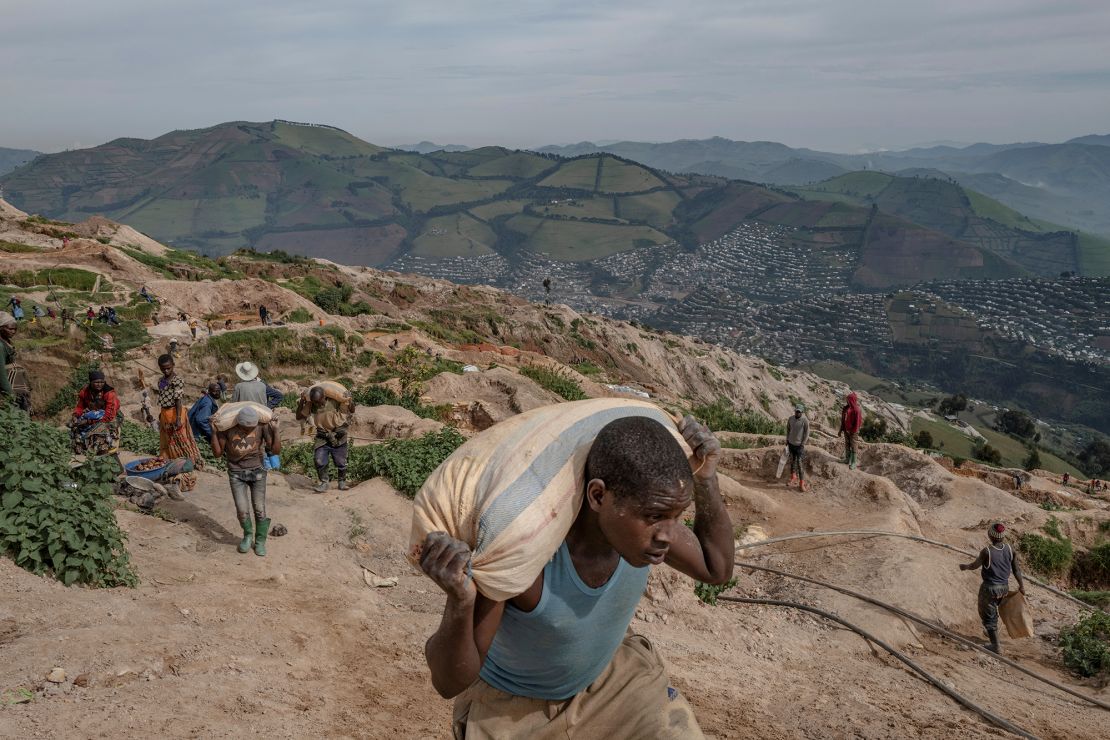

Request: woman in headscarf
left=0, top=312, right=31, bottom=412
left=156, top=354, right=203, bottom=490
left=838, top=391, right=863, bottom=470
left=70, top=369, right=122, bottom=463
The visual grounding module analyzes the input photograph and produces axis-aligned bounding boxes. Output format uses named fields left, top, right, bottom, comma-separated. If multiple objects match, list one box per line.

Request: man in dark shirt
left=212, top=406, right=281, bottom=557
left=959, top=522, right=1026, bottom=654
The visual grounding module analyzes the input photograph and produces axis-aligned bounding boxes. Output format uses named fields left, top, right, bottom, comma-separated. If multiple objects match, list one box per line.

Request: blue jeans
left=228, top=467, right=267, bottom=523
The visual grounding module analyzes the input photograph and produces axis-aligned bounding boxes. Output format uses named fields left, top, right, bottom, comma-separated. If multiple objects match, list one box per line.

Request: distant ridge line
left=272, top=119, right=350, bottom=134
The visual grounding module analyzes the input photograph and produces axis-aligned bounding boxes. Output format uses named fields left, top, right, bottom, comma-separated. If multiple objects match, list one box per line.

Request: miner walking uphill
left=418, top=415, right=733, bottom=739
left=211, top=405, right=281, bottom=556
left=960, top=522, right=1026, bottom=655
left=295, top=383, right=355, bottom=493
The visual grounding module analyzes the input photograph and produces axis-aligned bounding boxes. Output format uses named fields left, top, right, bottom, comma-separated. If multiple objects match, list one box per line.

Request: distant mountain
left=395, top=141, right=470, bottom=153
left=1, top=119, right=1041, bottom=288
left=0, top=147, right=41, bottom=177
left=789, top=172, right=1103, bottom=276
left=538, top=136, right=1110, bottom=239
left=1066, top=134, right=1110, bottom=147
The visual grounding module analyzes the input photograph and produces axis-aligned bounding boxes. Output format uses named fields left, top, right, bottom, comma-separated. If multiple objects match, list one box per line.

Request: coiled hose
left=716, top=595, right=1038, bottom=740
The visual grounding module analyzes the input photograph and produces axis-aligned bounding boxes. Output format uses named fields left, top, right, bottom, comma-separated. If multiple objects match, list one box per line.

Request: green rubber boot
left=253, top=518, right=271, bottom=557
left=849, top=452, right=858, bottom=470
left=237, top=519, right=254, bottom=554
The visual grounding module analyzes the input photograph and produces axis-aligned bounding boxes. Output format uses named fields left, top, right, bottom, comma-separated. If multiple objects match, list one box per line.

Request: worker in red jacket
left=838, top=392, right=863, bottom=470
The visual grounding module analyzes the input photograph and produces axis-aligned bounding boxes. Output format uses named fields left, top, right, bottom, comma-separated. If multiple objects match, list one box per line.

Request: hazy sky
left=2, top=0, right=1108, bottom=153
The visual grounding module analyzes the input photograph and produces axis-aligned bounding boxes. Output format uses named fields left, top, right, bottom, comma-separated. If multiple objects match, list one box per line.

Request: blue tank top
left=479, top=541, right=650, bottom=700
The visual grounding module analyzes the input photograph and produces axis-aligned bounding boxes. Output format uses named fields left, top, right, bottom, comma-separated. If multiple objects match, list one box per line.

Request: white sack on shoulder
left=407, top=398, right=692, bottom=602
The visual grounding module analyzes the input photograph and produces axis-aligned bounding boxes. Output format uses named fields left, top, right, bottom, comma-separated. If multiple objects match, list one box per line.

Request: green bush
left=1058, top=611, right=1110, bottom=678
left=692, top=399, right=777, bottom=435
left=1019, top=532, right=1073, bottom=576
left=286, top=307, right=313, bottom=323
left=860, top=415, right=888, bottom=442
left=519, top=364, right=588, bottom=401
left=0, top=406, right=137, bottom=587
left=119, top=420, right=159, bottom=455
left=913, top=430, right=934, bottom=449
left=280, top=427, right=464, bottom=497
left=694, top=577, right=738, bottom=606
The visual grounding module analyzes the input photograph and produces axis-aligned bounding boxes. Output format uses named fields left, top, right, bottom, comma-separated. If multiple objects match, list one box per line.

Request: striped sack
left=408, top=398, right=691, bottom=601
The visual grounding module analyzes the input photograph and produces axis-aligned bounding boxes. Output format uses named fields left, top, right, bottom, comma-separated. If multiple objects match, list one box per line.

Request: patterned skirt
left=159, top=407, right=204, bottom=468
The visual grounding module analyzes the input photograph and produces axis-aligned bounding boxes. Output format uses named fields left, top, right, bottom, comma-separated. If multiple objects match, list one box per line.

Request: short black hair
left=586, top=416, right=693, bottom=500
left=157, top=353, right=174, bottom=366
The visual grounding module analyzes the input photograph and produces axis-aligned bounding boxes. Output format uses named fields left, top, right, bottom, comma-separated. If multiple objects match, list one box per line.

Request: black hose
left=717, top=595, right=1038, bottom=740
left=735, top=530, right=1104, bottom=614
left=733, top=560, right=1110, bottom=712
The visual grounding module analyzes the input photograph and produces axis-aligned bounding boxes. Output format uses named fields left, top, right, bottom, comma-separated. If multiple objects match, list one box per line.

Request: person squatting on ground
left=959, top=522, right=1026, bottom=654
left=419, top=415, right=733, bottom=739
left=69, top=369, right=122, bottom=466
left=0, top=312, right=31, bottom=412
left=785, top=403, right=810, bottom=491
left=839, top=391, right=863, bottom=470
left=296, top=385, right=354, bottom=493
left=211, top=406, right=281, bottom=556
left=156, top=354, right=203, bottom=490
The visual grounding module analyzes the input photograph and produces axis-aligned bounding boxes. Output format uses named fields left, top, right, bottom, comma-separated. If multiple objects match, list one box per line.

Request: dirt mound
left=0, top=197, right=28, bottom=219
left=71, top=216, right=170, bottom=256
left=144, top=278, right=323, bottom=319
left=350, top=405, right=445, bottom=440
left=422, top=367, right=562, bottom=430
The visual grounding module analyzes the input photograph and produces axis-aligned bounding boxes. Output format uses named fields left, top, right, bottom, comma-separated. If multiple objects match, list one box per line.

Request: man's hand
left=959, top=563, right=969, bottom=571
left=1019, top=585, right=1026, bottom=596
left=420, top=532, right=476, bottom=603
left=681, top=415, right=720, bottom=481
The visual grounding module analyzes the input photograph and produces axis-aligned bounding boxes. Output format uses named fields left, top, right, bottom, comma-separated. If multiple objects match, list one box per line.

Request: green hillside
left=2, top=121, right=1082, bottom=283
left=795, top=172, right=1086, bottom=277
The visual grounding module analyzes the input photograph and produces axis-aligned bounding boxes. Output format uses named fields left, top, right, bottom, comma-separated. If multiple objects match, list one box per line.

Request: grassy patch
left=0, top=241, right=41, bottom=253
left=1, top=267, right=99, bottom=291
left=692, top=399, right=778, bottom=435
left=286, top=307, right=313, bottom=323
left=519, top=365, right=588, bottom=401
left=1070, top=590, right=1110, bottom=609
left=199, top=328, right=350, bottom=374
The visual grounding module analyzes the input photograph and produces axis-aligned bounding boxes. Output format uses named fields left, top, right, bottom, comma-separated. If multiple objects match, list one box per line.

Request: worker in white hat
left=232, top=361, right=267, bottom=404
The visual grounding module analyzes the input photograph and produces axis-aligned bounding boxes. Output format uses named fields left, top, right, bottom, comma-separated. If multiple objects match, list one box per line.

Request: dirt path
left=1, top=452, right=1107, bottom=738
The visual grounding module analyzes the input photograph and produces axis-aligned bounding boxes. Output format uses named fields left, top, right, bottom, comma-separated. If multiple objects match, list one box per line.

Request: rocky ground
left=1, top=443, right=1106, bottom=739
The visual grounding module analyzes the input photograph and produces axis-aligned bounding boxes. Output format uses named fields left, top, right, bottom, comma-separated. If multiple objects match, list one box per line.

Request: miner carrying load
left=414, top=400, right=734, bottom=738
left=959, top=521, right=1026, bottom=654
left=295, top=381, right=355, bottom=493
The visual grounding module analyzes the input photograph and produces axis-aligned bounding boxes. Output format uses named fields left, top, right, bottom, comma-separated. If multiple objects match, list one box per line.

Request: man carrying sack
left=959, top=521, right=1027, bottom=654
left=418, top=414, right=733, bottom=739
left=211, top=405, right=281, bottom=556
left=295, top=383, right=354, bottom=493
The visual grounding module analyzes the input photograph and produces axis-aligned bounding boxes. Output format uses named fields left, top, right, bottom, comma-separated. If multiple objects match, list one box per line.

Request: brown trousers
left=452, top=635, right=704, bottom=740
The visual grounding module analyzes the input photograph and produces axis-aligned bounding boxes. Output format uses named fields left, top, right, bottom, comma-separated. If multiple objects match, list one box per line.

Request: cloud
left=1, top=0, right=1108, bottom=151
